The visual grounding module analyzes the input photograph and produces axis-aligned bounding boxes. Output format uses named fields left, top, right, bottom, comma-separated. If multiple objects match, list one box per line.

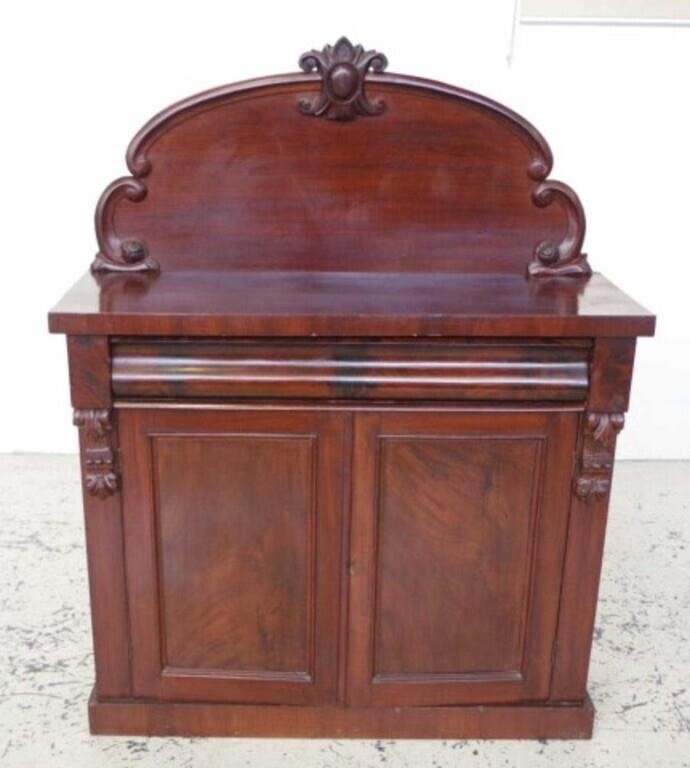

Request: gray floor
left=0, top=455, right=688, bottom=767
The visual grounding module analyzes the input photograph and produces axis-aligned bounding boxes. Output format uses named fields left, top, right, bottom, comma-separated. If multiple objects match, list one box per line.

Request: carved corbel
left=574, top=412, right=625, bottom=500
left=73, top=409, right=119, bottom=498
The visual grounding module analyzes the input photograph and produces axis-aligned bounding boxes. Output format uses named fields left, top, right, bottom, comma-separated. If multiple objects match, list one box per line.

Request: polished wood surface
left=67, top=337, right=131, bottom=699
left=551, top=337, right=633, bottom=699
left=92, top=59, right=588, bottom=277
left=49, top=37, right=654, bottom=738
left=49, top=270, right=654, bottom=337
left=88, top=688, right=595, bottom=739
left=155, top=435, right=313, bottom=671
left=111, top=340, right=590, bottom=401
left=119, top=408, right=345, bottom=705
left=347, top=410, right=576, bottom=708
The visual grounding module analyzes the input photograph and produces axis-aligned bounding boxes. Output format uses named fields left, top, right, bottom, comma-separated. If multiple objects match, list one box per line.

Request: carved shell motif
left=298, top=37, right=388, bottom=121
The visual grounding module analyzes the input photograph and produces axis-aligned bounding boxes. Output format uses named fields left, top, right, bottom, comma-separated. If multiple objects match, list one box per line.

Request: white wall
left=0, top=1, right=687, bottom=458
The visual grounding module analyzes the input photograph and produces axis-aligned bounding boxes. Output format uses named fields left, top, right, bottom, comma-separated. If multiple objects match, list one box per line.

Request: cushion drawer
left=111, top=340, right=589, bottom=402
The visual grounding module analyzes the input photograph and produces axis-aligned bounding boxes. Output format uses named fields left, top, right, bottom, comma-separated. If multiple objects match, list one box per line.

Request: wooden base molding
left=88, top=690, right=594, bottom=739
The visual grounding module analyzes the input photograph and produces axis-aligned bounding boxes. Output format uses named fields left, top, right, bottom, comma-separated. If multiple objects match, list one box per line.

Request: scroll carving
left=73, top=409, right=119, bottom=498
left=298, top=37, right=388, bottom=121
left=91, top=176, right=158, bottom=274
left=85, top=40, right=594, bottom=278
left=574, top=412, right=625, bottom=500
left=528, top=180, right=591, bottom=278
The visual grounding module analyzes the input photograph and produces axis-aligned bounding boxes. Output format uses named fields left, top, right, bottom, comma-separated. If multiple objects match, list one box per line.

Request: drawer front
left=112, top=340, right=589, bottom=401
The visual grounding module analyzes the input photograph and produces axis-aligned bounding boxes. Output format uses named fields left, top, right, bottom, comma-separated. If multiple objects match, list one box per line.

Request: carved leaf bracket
left=73, top=409, right=119, bottom=498
left=574, top=412, right=625, bottom=500
left=298, top=37, right=388, bottom=121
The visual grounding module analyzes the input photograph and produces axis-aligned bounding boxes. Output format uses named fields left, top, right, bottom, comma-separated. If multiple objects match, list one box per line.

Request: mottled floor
left=1, top=456, right=688, bottom=768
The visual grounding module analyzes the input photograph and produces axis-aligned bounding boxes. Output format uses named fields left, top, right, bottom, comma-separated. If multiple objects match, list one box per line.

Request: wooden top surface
left=48, top=270, right=655, bottom=338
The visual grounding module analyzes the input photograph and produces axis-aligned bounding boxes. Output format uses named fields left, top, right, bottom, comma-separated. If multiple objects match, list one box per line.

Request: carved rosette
left=298, top=37, right=388, bottom=121
left=574, top=412, right=625, bottom=500
left=73, top=409, right=119, bottom=498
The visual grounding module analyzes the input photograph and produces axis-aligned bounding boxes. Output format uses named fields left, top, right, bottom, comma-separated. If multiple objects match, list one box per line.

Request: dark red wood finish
left=49, top=271, right=654, bottom=338
left=347, top=410, right=577, bottom=708
left=88, top=689, right=594, bottom=739
left=49, top=38, right=654, bottom=738
left=110, top=340, right=591, bottom=402
left=67, top=337, right=131, bottom=699
left=118, top=407, right=345, bottom=705
left=90, top=71, right=584, bottom=278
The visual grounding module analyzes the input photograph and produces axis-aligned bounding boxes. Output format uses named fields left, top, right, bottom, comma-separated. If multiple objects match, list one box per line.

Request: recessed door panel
left=154, top=434, right=314, bottom=674
left=375, top=436, right=540, bottom=678
left=118, top=407, right=345, bottom=705
left=348, top=410, right=576, bottom=707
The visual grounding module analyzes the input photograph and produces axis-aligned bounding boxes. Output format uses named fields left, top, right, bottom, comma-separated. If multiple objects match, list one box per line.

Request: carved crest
left=73, top=409, right=119, bottom=498
left=298, top=37, right=388, bottom=121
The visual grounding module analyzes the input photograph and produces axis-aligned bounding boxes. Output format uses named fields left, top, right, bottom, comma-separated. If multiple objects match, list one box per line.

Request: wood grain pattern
left=588, top=338, right=637, bottom=412
left=153, top=434, right=315, bottom=674
left=66, top=335, right=111, bottom=407
left=49, top=38, right=654, bottom=740
left=374, top=437, right=541, bottom=677
left=347, top=410, right=577, bottom=708
left=550, top=486, right=612, bottom=702
left=89, top=56, right=588, bottom=277
left=111, top=340, right=590, bottom=401
left=118, top=407, right=345, bottom=705
left=66, top=336, right=131, bottom=699
left=89, top=688, right=595, bottom=739
left=49, top=271, right=655, bottom=338
left=550, top=337, right=637, bottom=700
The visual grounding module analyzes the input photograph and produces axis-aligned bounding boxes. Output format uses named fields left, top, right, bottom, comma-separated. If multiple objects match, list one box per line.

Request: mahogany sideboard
left=48, top=38, right=655, bottom=739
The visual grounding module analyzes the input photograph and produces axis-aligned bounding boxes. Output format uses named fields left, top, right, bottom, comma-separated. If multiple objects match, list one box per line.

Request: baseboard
left=88, top=689, right=594, bottom=739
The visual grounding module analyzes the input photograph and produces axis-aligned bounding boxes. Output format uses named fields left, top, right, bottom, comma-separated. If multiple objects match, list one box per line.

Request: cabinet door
left=347, top=410, right=576, bottom=707
left=118, top=407, right=345, bottom=705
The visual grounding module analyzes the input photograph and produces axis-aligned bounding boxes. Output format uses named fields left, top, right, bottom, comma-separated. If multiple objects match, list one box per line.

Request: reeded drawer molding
left=111, top=341, right=589, bottom=401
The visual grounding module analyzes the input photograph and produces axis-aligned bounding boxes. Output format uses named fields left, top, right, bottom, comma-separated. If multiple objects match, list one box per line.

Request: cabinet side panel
left=588, top=339, right=636, bottom=412
left=68, top=335, right=131, bottom=698
left=550, top=337, right=636, bottom=700
left=67, top=336, right=111, bottom=408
